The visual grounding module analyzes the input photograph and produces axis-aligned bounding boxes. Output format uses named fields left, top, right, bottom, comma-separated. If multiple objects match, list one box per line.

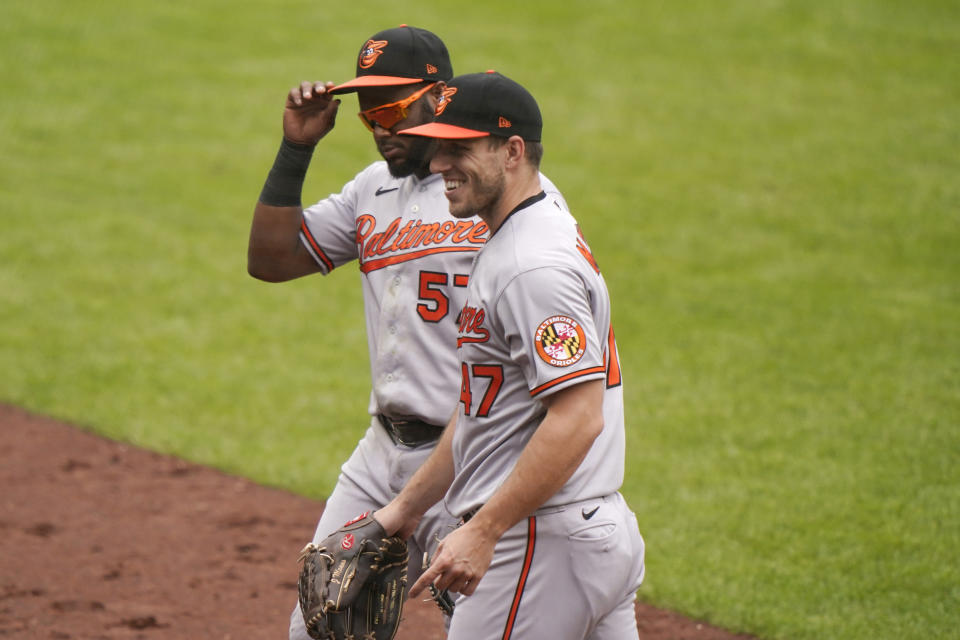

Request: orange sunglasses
left=358, top=82, right=437, bottom=132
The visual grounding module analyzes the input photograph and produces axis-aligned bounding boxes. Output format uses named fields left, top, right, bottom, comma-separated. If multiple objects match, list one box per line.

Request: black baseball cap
left=329, top=25, right=453, bottom=94
left=398, top=71, right=542, bottom=142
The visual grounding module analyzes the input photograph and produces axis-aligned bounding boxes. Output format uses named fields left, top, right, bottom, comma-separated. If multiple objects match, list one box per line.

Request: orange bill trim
left=529, top=366, right=606, bottom=397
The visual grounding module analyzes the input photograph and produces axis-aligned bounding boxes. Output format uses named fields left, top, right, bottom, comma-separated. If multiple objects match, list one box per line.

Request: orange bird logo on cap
left=435, top=87, right=458, bottom=115
left=359, top=39, right=388, bottom=69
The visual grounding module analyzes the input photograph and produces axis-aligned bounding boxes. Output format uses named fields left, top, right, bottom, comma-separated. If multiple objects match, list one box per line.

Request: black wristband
left=258, top=138, right=316, bottom=207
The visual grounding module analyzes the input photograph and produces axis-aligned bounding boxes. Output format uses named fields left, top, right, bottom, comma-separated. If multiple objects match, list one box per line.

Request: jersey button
left=411, top=204, right=420, bottom=213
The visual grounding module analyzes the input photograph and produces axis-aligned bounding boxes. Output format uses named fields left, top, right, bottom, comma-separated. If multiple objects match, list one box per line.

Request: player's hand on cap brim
left=283, top=81, right=340, bottom=145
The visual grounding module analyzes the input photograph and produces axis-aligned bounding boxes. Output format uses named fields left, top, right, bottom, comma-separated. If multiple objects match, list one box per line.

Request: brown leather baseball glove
left=298, top=512, right=408, bottom=640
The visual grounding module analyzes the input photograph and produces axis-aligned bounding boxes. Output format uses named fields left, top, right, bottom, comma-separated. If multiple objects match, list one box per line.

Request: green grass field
left=2, top=1, right=958, bottom=638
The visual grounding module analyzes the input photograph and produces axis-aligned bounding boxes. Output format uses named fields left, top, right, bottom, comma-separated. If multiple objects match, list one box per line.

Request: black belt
left=377, top=414, right=442, bottom=447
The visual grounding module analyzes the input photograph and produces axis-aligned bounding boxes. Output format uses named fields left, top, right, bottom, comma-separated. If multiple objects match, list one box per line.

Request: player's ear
left=503, top=135, right=526, bottom=169
left=426, top=81, right=446, bottom=111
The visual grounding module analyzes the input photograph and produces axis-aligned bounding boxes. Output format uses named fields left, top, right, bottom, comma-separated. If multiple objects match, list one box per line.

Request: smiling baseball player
left=246, top=27, right=568, bottom=640
left=374, top=71, right=645, bottom=640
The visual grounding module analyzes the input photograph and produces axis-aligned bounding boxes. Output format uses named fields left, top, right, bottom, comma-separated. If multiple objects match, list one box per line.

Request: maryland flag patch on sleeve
left=535, top=315, right=587, bottom=367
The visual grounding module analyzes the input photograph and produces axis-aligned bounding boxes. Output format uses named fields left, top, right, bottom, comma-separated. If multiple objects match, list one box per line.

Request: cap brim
left=398, top=122, right=491, bottom=139
left=329, top=76, right=423, bottom=94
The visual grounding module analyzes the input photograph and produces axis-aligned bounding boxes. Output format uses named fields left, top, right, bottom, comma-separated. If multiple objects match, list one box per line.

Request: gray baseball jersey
left=300, top=161, right=568, bottom=426
left=441, top=191, right=642, bottom=640
left=445, top=191, right=625, bottom=518
left=288, top=164, right=571, bottom=640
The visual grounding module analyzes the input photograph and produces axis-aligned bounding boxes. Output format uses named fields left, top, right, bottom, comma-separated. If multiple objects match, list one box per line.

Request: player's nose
left=372, top=124, right=394, bottom=140
left=429, top=149, right=451, bottom=174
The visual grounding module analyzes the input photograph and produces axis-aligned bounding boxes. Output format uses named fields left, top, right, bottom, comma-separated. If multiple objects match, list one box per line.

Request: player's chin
left=446, top=198, right=475, bottom=219
left=389, top=154, right=431, bottom=178
left=386, top=159, right=413, bottom=178
left=385, top=150, right=431, bottom=178
left=385, top=137, right=433, bottom=178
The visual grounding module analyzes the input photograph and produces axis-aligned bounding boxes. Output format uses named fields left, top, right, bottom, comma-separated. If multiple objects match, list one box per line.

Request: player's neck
left=484, top=173, right=542, bottom=235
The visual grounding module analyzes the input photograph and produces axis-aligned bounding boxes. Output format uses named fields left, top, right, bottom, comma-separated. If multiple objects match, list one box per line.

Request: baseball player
left=374, top=71, right=646, bottom=640
left=246, top=28, right=568, bottom=640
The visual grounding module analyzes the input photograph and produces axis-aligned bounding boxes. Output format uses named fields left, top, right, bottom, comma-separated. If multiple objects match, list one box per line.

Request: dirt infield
left=0, top=404, right=754, bottom=639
